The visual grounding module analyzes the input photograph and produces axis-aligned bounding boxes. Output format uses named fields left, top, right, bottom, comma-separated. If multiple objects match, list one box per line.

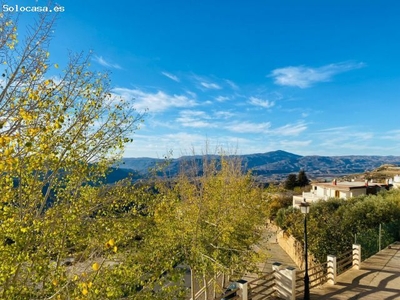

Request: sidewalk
left=308, top=241, right=400, bottom=299
left=244, top=226, right=297, bottom=281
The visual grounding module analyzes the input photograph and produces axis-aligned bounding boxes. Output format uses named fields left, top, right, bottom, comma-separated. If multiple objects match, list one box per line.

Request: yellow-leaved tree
left=0, top=8, right=271, bottom=300
left=0, top=9, right=153, bottom=299
left=152, top=151, right=269, bottom=298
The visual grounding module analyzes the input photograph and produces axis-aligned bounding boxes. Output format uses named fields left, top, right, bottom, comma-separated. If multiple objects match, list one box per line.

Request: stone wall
left=275, top=228, right=321, bottom=272
left=277, top=230, right=304, bottom=269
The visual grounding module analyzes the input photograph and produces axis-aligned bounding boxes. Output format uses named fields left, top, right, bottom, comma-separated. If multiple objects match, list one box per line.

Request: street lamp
left=300, top=201, right=310, bottom=300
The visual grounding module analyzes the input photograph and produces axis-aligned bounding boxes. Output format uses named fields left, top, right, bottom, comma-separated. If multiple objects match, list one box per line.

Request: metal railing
left=248, top=271, right=276, bottom=299
left=336, top=249, right=353, bottom=275
left=296, top=261, right=328, bottom=296
left=191, top=272, right=229, bottom=300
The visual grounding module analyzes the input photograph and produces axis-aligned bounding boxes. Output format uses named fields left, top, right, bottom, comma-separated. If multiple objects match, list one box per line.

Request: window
left=335, top=190, right=340, bottom=198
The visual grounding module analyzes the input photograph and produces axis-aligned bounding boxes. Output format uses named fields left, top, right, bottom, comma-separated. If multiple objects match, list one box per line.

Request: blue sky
left=14, top=1, right=400, bottom=157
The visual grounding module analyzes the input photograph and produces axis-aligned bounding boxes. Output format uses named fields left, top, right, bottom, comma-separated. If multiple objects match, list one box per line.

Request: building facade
left=293, top=179, right=391, bottom=208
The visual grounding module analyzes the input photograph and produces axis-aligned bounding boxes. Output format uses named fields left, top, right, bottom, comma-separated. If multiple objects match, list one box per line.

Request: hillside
left=342, top=164, right=400, bottom=182
left=116, top=150, right=400, bottom=182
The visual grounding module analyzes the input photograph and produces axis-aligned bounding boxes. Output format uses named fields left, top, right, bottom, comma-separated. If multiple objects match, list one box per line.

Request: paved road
left=244, top=226, right=297, bottom=281
left=307, top=241, right=400, bottom=300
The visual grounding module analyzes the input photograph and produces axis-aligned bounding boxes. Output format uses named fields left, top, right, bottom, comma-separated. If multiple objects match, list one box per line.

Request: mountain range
left=114, top=150, right=400, bottom=182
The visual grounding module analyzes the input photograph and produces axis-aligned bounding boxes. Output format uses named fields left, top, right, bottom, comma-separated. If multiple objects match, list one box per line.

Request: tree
left=297, top=170, right=310, bottom=187
left=0, top=10, right=147, bottom=298
left=152, top=153, right=269, bottom=298
left=284, top=174, right=297, bottom=190
left=0, top=9, right=272, bottom=299
left=284, top=170, right=310, bottom=191
left=276, top=189, right=400, bottom=263
left=263, top=184, right=293, bottom=220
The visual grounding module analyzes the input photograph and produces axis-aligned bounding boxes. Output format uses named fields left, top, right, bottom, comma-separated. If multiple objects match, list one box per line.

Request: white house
left=293, top=179, right=391, bottom=208
left=389, top=175, right=400, bottom=189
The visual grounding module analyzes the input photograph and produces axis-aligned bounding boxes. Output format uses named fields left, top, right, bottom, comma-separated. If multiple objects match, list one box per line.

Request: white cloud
left=270, top=62, right=365, bottom=88
left=200, top=81, right=222, bottom=90
left=213, top=111, right=234, bottom=119
left=161, top=71, right=180, bottom=82
left=227, top=122, right=271, bottom=133
left=381, top=130, right=400, bottom=141
left=176, top=110, right=214, bottom=128
left=215, top=96, right=229, bottom=102
left=317, top=126, right=350, bottom=133
left=279, top=140, right=313, bottom=148
left=93, top=55, right=121, bottom=69
left=225, top=79, right=239, bottom=90
left=316, top=127, right=373, bottom=140
left=224, top=120, right=307, bottom=135
left=185, top=90, right=197, bottom=98
left=301, top=112, right=309, bottom=118
left=249, top=96, right=275, bottom=109
left=273, top=123, right=308, bottom=136
left=126, top=133, right=207, bottom=158
left=315, top=127, right=374, bottom=150
left=113, top=88, right=197, bottom=113
left=176, top=110, right=234, bottom=128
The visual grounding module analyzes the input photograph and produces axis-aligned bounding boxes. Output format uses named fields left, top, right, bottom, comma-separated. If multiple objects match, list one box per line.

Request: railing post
left=327, top=255, right=336, bottom=285
left=272, top=262, right=283, bottom=298
left=236, top=279, right=248, bottom=300
left=190, top=268, right=195, bottom=300
left=287, top=267, right=297, bottom=300
left=353, top=244, right=361, bottom=270
left=285, top=267, right=296, bottom=300
left=273, top=262, right=296, bottom=300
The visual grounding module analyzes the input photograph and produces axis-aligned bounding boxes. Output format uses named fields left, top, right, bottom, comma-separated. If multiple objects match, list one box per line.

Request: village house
left=389, top=175, right=400, bottom=189
left=293, top=179, right=392, bottom=208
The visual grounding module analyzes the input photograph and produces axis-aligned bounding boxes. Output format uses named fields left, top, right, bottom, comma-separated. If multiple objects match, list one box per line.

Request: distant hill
left=342, top=164, right=400, bottom=182
left=114, top=150, right=400, bottom=182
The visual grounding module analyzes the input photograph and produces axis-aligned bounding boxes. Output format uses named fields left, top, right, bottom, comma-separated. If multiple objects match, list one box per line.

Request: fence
left=295, top=260, right=328, bottom=296
left=248, top=270, right=275, bottom=299
left=190, top=272, right=230, bottom=300
left=212, top=244, right=362, bottom=300
left=336, top=248, right=353, bottom=275
left=355, top=222, right=399, bottom=260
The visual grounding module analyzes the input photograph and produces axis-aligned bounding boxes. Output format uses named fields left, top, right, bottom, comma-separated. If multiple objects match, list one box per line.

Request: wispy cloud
left=113, top=88, right=197, bottom=113
left=200, top=81, right=222, bottom=90
left=279, top=140, right=312, bottom=148
left=176, top=110, right=234, bottom=128
left=249, top=96, right=275, bottom=109
left=176, top=110, right=215, bottom=128
left=315, top=127, right=374, bottom=150
left=192, top=74, right=223, bottom=90
left=213, top=110, right=234, bottom=119
left=273, top=123, right=308, bottom=136
left=215, top=96, right=229, bottom=102
left=270, top=62, right=365, bottom=88
left=225, top=79, right=239, bottom=90
left=316, top=126, right=373, bottom=140
left=317, top=126, right=350, bottom=132
left=185, top=90, right=197, bottom=98
left=93, top=55, right=122, bottom=69
left=224, top=121, right=307, bottom=135
left=161, top=71, right=180, bottom=82
left=227, top=122, right=271, bottom=133
left=381, top=130, right=400, bottom=141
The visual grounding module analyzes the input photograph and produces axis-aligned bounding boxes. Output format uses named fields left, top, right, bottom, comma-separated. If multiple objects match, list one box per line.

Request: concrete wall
left=314, top=186, right=325, bottom=198
left=276, top=230, right=320, bottom=272
left=276, top=231, right=303, bottom=269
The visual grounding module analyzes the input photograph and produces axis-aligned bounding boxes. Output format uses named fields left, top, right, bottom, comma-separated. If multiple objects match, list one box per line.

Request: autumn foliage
left=0, top=10, right=269, bottom=299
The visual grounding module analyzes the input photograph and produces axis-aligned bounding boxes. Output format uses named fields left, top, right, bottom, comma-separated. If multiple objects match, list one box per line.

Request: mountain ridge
left=117, top=150, right=400, bottom=181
